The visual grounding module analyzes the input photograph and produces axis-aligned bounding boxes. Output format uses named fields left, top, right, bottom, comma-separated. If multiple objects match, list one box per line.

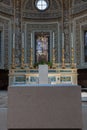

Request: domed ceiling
left=0, top=0, right=87, bottom=19
left=22, top=0, right=62, bottom=19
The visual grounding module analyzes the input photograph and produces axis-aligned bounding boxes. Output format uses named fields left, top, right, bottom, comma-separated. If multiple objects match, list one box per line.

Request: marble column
left=14, top=0, right=22, bottom=66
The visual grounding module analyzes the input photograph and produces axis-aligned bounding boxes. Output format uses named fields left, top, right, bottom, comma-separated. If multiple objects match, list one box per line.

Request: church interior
left=0, top=0, right=87, bottom=90
left=0, top=1, right=87, bottom=130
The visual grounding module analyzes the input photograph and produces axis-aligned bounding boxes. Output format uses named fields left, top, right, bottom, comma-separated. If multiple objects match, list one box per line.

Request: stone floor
left=0, top=91, right=7, bottom=130
left=0, top=91, right=87, bottom=130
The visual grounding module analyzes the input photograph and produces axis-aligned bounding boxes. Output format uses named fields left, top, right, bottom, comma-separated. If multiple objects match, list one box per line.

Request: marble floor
left=0, top=91, right=87, bottom=130
left=0, top=91, right=7, bottom=130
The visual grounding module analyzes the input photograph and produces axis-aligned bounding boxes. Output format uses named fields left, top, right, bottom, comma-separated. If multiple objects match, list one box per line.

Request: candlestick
left=22, top=33, right=24, bottom=48
left=62, top=33, right=64, bottom=48
left=62, top=48, right=65, bottom=69
left=21, top=48, right=24, bottom=69
left=71, top=47, right=75, bottom=68
left=71, top=33, right=73, bottom=48
left=31, top=33, right=32, bottom=48
left=12, top=48, right=15, bottom=69
left=13, top=33, right=15, bottom=48
left=30, top=48, right=33, bottom=68
left=52, top=48, right=56, bottom=68
left=53, top=32, right=54, bottom=48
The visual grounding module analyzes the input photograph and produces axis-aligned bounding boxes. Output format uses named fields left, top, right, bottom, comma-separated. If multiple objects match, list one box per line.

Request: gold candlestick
left=21, top=48, right=24, bottom=69
left=12, top=48, right=15, bottom=69
left=52, top=48, right=56, bottom=68
left=62, top=48, right=65, bottom=69
left=71, top=47, right=75, bottom=68
left=30, top=48, right=33, bottom=68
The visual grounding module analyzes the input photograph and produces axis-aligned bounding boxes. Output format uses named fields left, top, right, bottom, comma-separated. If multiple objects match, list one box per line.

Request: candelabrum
left=30, top=48, right=33, bottom=68
left=71, top=47, right=75, bottom=68
left=62, top=48, right=65, bottom=69
left=52, top=48, right=56, bottom=68
left=12, top=48, right=15, bottom=69
left=21, top=48, right=25, bottom=69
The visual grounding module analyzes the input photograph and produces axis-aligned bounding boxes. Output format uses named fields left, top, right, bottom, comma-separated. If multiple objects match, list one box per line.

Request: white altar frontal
left=9, top=63, right=78, bottom=86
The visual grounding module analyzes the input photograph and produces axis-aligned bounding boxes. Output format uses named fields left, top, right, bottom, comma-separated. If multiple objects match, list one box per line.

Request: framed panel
left=34, top=32, right=50, bottom=63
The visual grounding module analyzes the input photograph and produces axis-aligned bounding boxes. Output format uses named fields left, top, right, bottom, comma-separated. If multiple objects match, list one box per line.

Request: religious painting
left=84, top=31, right=87, bottom=62
left=35, top=32, right=50, bottom=63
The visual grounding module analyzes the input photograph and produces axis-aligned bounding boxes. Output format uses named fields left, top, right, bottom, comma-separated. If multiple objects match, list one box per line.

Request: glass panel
left=36, top=0, right=48, bottom=10
left=84, top=31, right=87, bottom=62
left=35, top=32, right=50, bottom=63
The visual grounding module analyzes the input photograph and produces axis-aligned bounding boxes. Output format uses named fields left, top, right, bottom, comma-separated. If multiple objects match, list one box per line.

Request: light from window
left=36, top=0, right=48, bottom=11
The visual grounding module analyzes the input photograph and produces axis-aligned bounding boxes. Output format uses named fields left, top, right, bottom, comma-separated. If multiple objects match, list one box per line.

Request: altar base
left=8, top=86, right=82, bottom=130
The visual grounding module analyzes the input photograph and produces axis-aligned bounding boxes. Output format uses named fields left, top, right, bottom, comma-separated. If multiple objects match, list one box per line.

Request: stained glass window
left=35, top=32, right=50, bottom=63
